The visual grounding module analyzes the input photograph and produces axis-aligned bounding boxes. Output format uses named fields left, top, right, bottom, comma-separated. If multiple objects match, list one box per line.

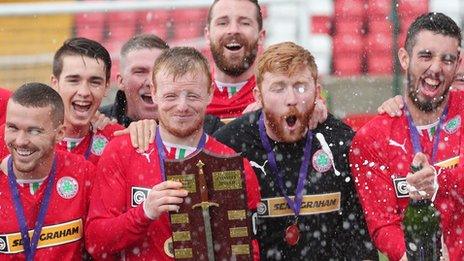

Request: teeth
left=226, top=43, right=241, bottom=48
left=424, top=78, right=439, bottom=86
left=73, top=101, right=91, bottom=106
left=16, top=148, right=33, bottom=156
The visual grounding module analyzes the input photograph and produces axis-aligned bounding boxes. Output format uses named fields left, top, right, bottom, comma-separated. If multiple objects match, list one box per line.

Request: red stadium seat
left=334, top=0, right=366, bottom=19
left=172, top=9, right=207, bottom=23
left=138, top=10, right=170, bottom=39
left=398, top=0, right=428, bottom=17
left=311, top=15, right=332, bottom=34
left=75, top=13, right=105, bottom=42
left=366, top=32, right=392, bottom=52
left=343, top=113, right=376, bottom=132
left=334, top=19, right=364, bottom=34
left=367, top=0, right=391, bottom=17
left=172, top=22, right=204, bottom=41
left=107, top=11, right=137, bottom=41
left=368, top=18, right=392, bottom=34
left=367, top=53, right=393, bottom=75
left=399, top=15, right=416, bottom=34
left=333, top=53, right=363, bottom=76
left=333, top=33, right=364, bottom=55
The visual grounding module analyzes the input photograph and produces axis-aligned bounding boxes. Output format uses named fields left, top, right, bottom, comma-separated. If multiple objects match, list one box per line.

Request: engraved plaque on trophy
left=165, top=150, right=253, bottom=260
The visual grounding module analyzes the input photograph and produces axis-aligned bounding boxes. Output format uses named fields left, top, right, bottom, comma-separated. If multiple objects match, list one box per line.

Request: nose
left=285, top=87, right=298, bottom=107
left=76, top=82, right=91, bottom=97
left=428, top=57, right=442, bottom=74
left=15, top=131, right=30, bottom=147
left=227, top=21, right=240, bottom=35
left=176, top=95, right=189, bottom=112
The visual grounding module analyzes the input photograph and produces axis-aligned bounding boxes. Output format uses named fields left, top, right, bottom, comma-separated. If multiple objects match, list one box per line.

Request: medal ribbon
left=84, top=134, right=93, bottom=160
left=155, top=127, right=207, bottom=180
left=404, top=105, right=448, bottom=164
left=7, top=156, right=57, bottom=260
left=258, top=113, right=312, bottom=216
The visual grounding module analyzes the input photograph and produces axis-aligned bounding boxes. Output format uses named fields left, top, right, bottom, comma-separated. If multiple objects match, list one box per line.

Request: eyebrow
left=417, top=50, right=432, bottom=56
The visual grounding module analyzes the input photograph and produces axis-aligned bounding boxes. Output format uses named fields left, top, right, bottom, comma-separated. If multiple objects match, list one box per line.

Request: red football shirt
left=86, top=134, right=260, bottom=260
left=0, top=150, right=95, bottom=260
left=350, top=91, right=464, bottom=261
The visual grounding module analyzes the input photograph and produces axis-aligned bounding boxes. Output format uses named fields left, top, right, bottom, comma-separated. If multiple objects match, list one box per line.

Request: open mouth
left=141, top=94, right=154, bottom=104
left=420, top=77, right=441, bottom=97
left=72, top=101, right=91, bottom=112
left=15, top=147, right=34, bottom=157
left=285, top=115, right=297, bottom=127
left=225, top=42, right=242, bottom=51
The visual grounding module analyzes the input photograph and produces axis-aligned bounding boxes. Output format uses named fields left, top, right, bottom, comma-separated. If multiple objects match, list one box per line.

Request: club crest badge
left=91, top=135, right=108, bottom=156
left=312, top=149, right=332, bottom=173
left=164, top=237, right=174, bottom=258
left=444, top=115, right=460, bottom=134
left=56, top=176, right=79, bottom=199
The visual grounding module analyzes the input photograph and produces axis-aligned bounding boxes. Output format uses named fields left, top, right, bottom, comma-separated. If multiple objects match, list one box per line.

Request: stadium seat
left=107, top=11, right=137, bottom=42
left=138, top=10, right=170, bottom=39
left=172, top=22, right=203, bottom=41
left=334, top=0, right=366, bottom=19
left=334, top=19, right=364, bottom=34
left=399, top=15, right=416, bottom=34
left=366, top=32, right=392, bottom=52
left=367, top=53, right=393, bottom=75
left=311, top=15, right=332, bottom=34
left=74, top=13, right=105, bottom=42
left=368, top=18, right=392, bottom=34
left=333, top=33, right=363, bottom=55
left=398, top=0, right=428, bottom=17
left=343, top=113, right=376, bottom=132
left=367, top=0, right=391, bottom=17
left=333, top=53, right=363, bottom=76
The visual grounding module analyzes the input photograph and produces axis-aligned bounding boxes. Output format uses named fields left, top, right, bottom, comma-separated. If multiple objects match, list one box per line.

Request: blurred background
left=0, top=0, right=463, bottom=125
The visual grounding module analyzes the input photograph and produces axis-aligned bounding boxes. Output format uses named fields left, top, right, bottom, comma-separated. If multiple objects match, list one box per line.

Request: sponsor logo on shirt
left=444, top=115, right=460, bottom=134
left=393, top=177, right=409, bottom=198
left=56, top=176, right=79, bottom=199
left=258, top=192, right=341, bottom=218
left=91, top=135, right=108, bottom=156
left=312, top=149, right=332, bottom=173
left=131, top=187, right=150, bottom=207
left=0, top=219, right=82, bottom=254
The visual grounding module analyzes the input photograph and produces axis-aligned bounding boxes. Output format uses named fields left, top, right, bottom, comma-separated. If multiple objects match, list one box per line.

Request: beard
left=406, top=72, right=449, bottom=112
left=159, top=113, right=204, bottom=139
left=263, top=105, right=313, bottom=143
left=210, top=34, right=259, bottom=77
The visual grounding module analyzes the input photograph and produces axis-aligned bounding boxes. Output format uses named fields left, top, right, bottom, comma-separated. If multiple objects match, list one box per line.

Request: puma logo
left=250, top=160, right=268, bottom=176
left=140, top=148, right=155, bottom=163
left=388, top=139, right=407, bottom=153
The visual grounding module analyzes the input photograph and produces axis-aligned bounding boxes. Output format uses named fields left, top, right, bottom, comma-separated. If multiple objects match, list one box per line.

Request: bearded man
left=350, top=12, right=464, bottom=261
left=214, top=41, right=376, bottom=260
left=205, top=0, right=265, bottom=120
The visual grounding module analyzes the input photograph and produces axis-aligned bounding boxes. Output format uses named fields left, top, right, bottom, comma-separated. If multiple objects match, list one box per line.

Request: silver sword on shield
left=192, top=160, right=219, bottom=261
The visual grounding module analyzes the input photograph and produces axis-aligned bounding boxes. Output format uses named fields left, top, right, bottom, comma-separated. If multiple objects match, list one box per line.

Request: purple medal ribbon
left=84, top=134, right=93, bottom=160
left=404, top=105, right=448, bottom=164
left=155, top=127, right=207, bottom=180
left=258, top=113, right=312, bottom=216
left=7, top=156, right=57, bottom=261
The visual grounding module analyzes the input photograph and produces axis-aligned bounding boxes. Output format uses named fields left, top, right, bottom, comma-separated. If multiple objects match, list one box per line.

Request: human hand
left=143, top=181, right=188, bottom=220
left=91, top=111, right=117, bottom=132
left=308, top=98, right=328, bottom=130
left=377, top=95, right=404, bottom=117
left=113, top=119, right=157, bottom=152
left=242, top=101, right=262, bottom=114
left=406, top=153, right=437, bottom=201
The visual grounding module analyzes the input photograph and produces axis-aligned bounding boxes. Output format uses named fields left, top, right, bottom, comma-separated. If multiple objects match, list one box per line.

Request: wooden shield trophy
left=165, top=150, right=253, bottom=261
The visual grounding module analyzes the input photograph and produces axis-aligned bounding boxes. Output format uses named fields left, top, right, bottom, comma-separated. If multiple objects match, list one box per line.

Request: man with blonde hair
left=214, top=41, right=376, bottom=259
